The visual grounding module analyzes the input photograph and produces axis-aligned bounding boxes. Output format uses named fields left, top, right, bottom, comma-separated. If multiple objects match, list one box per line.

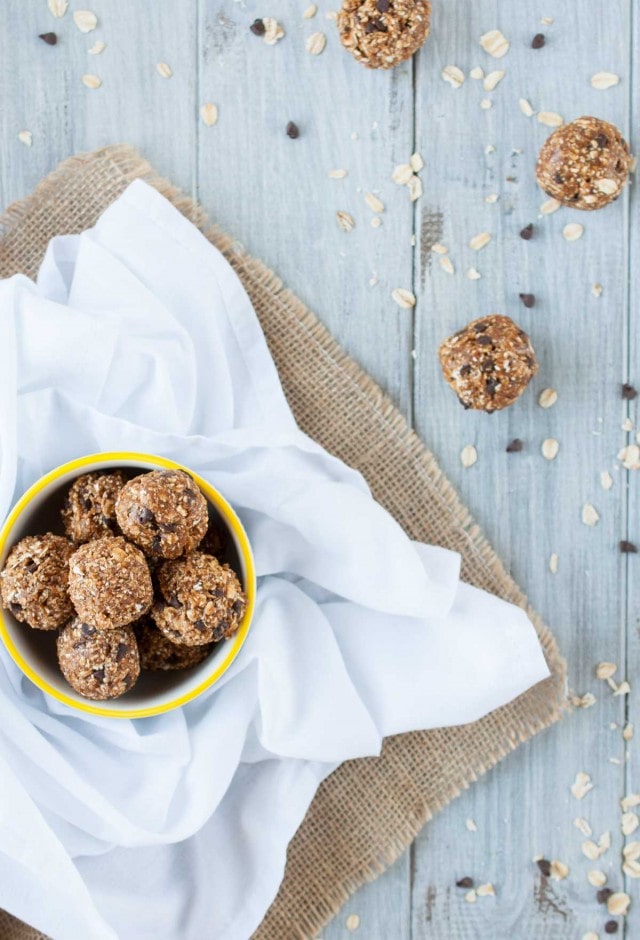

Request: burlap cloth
left=0, top=146, right=567, bottom=940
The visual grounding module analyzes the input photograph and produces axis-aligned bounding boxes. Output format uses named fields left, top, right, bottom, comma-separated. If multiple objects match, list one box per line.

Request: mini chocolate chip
left=167, top=595, right=182, bottom=608
left=160, top=522, right=178, bottom=533
left=597, top=888, right=613, bottom=905
left=377, top=0, right=390, bottom=9
left=525, top=356, right=535, bottom=368
left=124, top=672, right=134, bottom=690
left=536, top=858, right=551, bottom=877
left=476, top=335, right=493, bottom=346
left=455, top=876, right=474, bottom=888
left=473, top=321, right=489, bottom=332
left=596, top=132, right=609, bottom=148
left=372, top=18, right=387, bottom=31
left=459, top=364, right=472, bottom=377
left=486, top=378, right=499, bottom=394
left=605, top=922, right=619, bottom=935
left=81, top=496, right=92, bottom=510
left=622, top=383, right=638, bottom=400
left=481, top=358, right=495, bottom=373
left=232, top=599, right=244, bottom=614
left=151, top=535, right=163, bottom=553
left=364, top=21, right=376, bottom=33
left=249, top=18, right=265, bottom=35
left=9, top=602, right=23, bottom=615
left=506, top=438, right=524, bottom=453
left=137, top=506, right=155, bottom=525
left=520, top=223, right=534, bottom=240
left=25, top=560, right=38, bottom=573
left=92, top=668, right=105, bottom=682
left=116, top=643, right=128, bottom=663
left=553, top=173, right=564, bottom=185
left=615, top=159, right=624, bottom=173
left=167, top=653, right=180, bottom=665
left=519, top=293, right=535, bottom=308
left=620, top=540, right=638, bottom=554
left=73, top=642, right=87, bottom=651
left=531, top=33, right=545, bottom=48
left=194, top=619, right=208, bottom=632
left=81, top=622, right=97, bottom=636
left=286, top=121, right=300, bottom=139
left=39, top=32, right=58, bottom=45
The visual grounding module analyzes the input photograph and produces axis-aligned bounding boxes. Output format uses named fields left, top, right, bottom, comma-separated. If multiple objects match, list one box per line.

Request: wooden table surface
left=2, top=1, right=638, bottom=937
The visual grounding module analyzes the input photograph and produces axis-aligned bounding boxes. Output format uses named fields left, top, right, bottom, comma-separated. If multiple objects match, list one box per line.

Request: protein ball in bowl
left=536, top=116, right=632, bottom=210
left=152, top=551, right=246, bottom=647
left=338, top=0, right=431, bottom=70
left=116, top=469, right=208, bottom=560
left=61, top=470, right=127, bottom=543
left=1, top=533, right=74, bottom=630
left=57, top=618, right=140, bottom=700
left=439, top=315, right=538, bottom=413
left=68, top=536, right=153, bottom=630
left=134, top=616, right=214, bottom=671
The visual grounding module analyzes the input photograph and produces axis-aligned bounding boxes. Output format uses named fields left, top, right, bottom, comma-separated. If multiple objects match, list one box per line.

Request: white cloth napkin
left=0, top=180, right=549, bottom=940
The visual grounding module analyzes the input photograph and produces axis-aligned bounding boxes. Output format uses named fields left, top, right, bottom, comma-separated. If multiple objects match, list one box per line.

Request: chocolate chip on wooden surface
left=620, top=540, right=638, bottom=554
left=597, top=887, right=613, bottom=904
left=39, top=32, right=58, bottom=45
left=622, top=383, right=637, bottom=400
left=506, top=438, right=524, bottom=453
left=250, top=18, right=266, bottom=35
left=531, top=33, right=545, bottom=48
left=605, top=922, right=619, bottom=935
left=286, top=121, right=300, bottom=139
left=456, top=877, right=474, bottom=888
left=520, top=223, right=534, bottom=240
left=536, top=858, right=552, bottom=877
left=519, top=293, right=535, bottom=308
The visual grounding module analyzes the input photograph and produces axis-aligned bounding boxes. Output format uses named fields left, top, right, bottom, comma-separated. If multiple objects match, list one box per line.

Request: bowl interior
left=0, top=456, right=254, bottom=718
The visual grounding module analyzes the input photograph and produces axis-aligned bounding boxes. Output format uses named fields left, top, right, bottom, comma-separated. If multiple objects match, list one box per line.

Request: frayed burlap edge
left=0, top=146, right=567, bottom=940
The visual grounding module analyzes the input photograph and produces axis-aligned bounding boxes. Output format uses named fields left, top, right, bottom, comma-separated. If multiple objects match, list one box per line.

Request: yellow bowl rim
left=0, top=452, right=256, bottom=719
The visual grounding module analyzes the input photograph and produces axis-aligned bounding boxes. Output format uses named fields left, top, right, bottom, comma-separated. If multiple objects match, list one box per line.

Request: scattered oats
left=410, top=152, right=424, bottom=172
left=600, top=471, right=613, bottom=491
left=483, top=70, right=505, bottom=91
left=461, top=445, right=478, bottom=468
left=622, top=417, right=634, bottom=432
left=336, top=211, right=355, bottom=233
left=542, top=438, right=560, bottom=461
left=48, top=0, right=68, bottom=16
left=370, top=217, right=381, bottom=229
left=467, top=267, right=482, bottom=280
left=485, top=144, right=495, bottom=154
left=575, top=817, right=593, bottom=837
left=541, top=16, right=554, bottom=25
left=550, top=860, right=569, bottom=881
left=81, top=74, right=101, bottom=89
left=538, top=111, right=563, bottom=128
left=200, top=103, right=219, bottom=126
left=466, top=818, right=477, bottom=832
left=263, top=18, right=285, bottom=43
left=465, top=889, right=477, bottom=903
left=407, top=175, right=422, bottom=201
left=410, top=234, right=416, bottom=246
left=610, top=722, right=619, bottom=730
left=623, top=838, right=640, bottom=857
left=326, top=9, right=337, bottom=19
left=581, top=934, right=598, bottom=940
left=391, top=288, right=416, bottom=309
left=541, top=197, right=561, bottom=214
left=622, top=795, right=640, bottom=813
left=624, top=723, right=634, bottom=741
left=392, top=164, right=413, bottom=186
left=572, top=692, right=596, bottom=708
left=619, top=444, right=640, bottom=470
left=582, top=840, right=600, bottom=860
left=480, top=29, right=510, bottom=58
left=306, top=32, right=326, bottom=54
left=614, top=680, right=631, bottom=696
left=591, top=71, right=620, bottom=90
left=480, top=98, right=493, bottom=110
left=519, top=98, right=535, bottom=117
left=477, top=883, right=496, bottom=896
left=596, top=662, right=616, bottom=680
left=73, top=10, right=97, bottom=32
left=485, top=193, right=499, bottom=203
left=563, top=223, right=584, bottom=241
left=470, top=66, right=484, bottom=80
left=622, top=813, right=639, bottom=836
left=599, top=831, right=611, bottom=853
left=607, top=892, right=630, bottom=916
left=18, top=131, right=32, bottom=147
left=364, top=193, right=385, bottom=213
left=442, top=65, right=465, bottom=88
left=345, top=913, right=360, bottom=931
left=588, top=869, right=607, bottom=887
left=549, top=553, right=558, bottom=573
left=624, top=859, right=640, bottom=878
left=539, top=388, right=558, bottom=409
left=88, top=40, right=105, bottom=54
left=431, top=243, right=448, bottom=255
left=440, top=256, right=455, bottom=275
left=571, top=772, right=594, bottom=800
left=303, top=3, right=317, bottom=17
left=592, top=282, right=603, bottom=297
left=582, top=504, right=599, bottom=526
left=156, top=62, right=173, bottom=78
left=369, top=274, right=378, bottom=287
left=470, top=232, right=491, bottom=251
left=609, top=757, right=622, bottom=765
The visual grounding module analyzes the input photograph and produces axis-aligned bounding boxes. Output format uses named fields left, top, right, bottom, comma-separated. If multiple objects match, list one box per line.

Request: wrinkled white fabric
left=0, top=181, right=550, bottom=940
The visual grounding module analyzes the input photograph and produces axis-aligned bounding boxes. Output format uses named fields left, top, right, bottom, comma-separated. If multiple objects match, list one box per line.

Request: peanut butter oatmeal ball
left=439, top=315, right=538, bottom=413
left=116, top=469, right=208, bottom=560
left=61, top=471, right=127, bottom=544
left=68, top=536, right=153, bottom=630
left=338, top=0, right=431, bottom=69
left=57, top=618, right=140, bottom=700
left=152, top=551, right=246, bottom=647
left=536, top=116, right=632, bottom=210
left=1, top=534, right=74, bottom=630
left=134, top=617, right=214, bottom=671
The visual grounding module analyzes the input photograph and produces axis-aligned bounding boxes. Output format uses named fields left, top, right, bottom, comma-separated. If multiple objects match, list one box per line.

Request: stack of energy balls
left=0, top=469, right=247, bottom=701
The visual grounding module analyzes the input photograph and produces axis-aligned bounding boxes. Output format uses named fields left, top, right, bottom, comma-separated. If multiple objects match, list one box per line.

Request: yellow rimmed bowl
left=0, top=453, right=256, bottom=719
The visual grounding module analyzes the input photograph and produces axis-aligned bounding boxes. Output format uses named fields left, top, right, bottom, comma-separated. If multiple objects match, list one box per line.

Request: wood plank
left=410, top=0, right=631, bottom=936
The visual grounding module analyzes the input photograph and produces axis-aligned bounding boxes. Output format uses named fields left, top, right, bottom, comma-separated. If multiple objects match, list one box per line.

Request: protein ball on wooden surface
left=134, top=616, right=214, bottom=671
left=152, top=551, right=246, bottom=647
left=57, top=618, right=140, bottom=700
left=116, top=469, right=208, bottom=560
left=0, top=533, right=74, bottom=630
left=438, top=315, right=538, bottom=413
left=536, top=116, right=631, bottom=210
left=68, top=536, right=153, bottom=630
left=62, top=471, right=127, bottom=543
left=338, top=0, right=431, bottom=69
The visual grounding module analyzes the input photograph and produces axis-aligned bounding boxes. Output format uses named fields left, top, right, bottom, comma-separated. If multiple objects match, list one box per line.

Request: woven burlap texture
left=0, top=147, right=567, bottom=940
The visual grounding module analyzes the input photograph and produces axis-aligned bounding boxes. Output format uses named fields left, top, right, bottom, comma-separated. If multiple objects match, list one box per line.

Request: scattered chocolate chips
left=520, top=223, right=534, bottom=240
left=115, top=643, right=128, bottom=663
left=536, top=858, right=552, bottom=877
left=605, top=922, right=619, bottom=935
left=459, top=364, right=472, bottom=377
left=531, top=33, right=545, bottom=49
left=39, top=32, right=58, bottom=45
left=81, top=622, right=97, bottom=637
left=506, top=438, right=524, bottom=453
left=519, top=293, right=535, bottom=308
left=476, top=334, right=493, bottom=346
left=25, top=560, right=38, bottom=573
left=250, top=18, right=266, bottom=35
left=92, top=667, right=105, bottom=683
left=194, top=619, right=207, bottom=632
left=167, top=595, right=182, bottom=608
left=622, top=383, right=638, bottom=400
left=9, top=602, right=23, bottom=616
left=620, top=540, right=638, bottom=554
left=455, top=876, right=474, bottom=888
left=597, top=887, right=613, bottom=905
left=286, top=121, right=300, bottom=139
left=596, top=132, right=609, bottom=148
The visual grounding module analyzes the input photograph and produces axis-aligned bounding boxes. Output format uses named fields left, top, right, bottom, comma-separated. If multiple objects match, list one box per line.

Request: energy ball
left=439, top=315, right=538, bottom=413
left=0, top=533, right=74, bottom=630
left=68, top=536, right=153, bottom=630
left=338, top=0, right=431, bottom=69
left=152, top=551, right=246, bottom=647
left=57, top=618, right=140, bottom=700
left=536, top=116, right=632, bottom=210
left=134, top=617, right=214, bottom=671
left=61, top=471, right=127, bottom=543
left=116, top=469, right=208, bottom=560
